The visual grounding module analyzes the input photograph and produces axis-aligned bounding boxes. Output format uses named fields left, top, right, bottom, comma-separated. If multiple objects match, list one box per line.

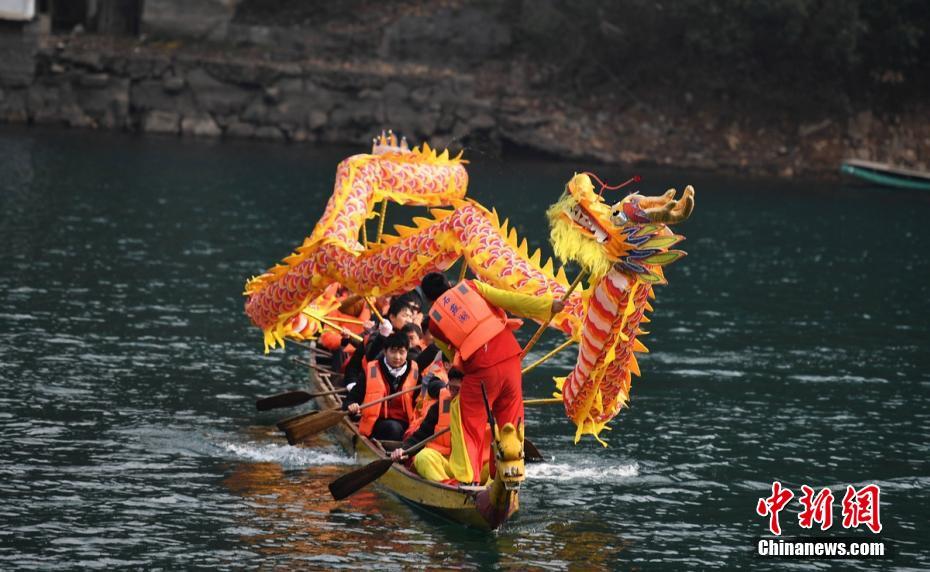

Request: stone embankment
left=1, top=33, right=927, bottom=179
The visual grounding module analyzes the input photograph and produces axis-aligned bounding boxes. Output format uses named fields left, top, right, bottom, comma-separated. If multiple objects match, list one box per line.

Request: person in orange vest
left=343, top=332, right=420, bottom=441
left=419, top=272, right=564, bottom=484
left=343, top=296, right=416, bottom=382
left=391, top=369, right=465, bottom=483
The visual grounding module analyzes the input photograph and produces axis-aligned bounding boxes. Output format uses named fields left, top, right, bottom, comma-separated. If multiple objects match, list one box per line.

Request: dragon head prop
left=546, top=173, right=695, bottom=443
left=547, top=173, right=694, bottom=283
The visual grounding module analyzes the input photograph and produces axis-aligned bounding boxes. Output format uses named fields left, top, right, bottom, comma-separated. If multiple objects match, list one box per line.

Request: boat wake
left=218, top=441, right=355, bottom=468
left=527, top=460, right=639, bottom=482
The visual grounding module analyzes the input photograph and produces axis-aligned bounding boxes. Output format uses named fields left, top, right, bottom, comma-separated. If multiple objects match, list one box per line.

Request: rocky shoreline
left=1, top=31, right=928, bottom=180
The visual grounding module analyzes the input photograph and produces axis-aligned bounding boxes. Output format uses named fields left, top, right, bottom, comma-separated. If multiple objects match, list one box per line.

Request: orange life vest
left=425, top=388, right=453, bottom=456
left=404, top=357, right=449, bottom=440
left=429, top=281, right=508, bottom=360
left=358, top=359, right=419, bottom=436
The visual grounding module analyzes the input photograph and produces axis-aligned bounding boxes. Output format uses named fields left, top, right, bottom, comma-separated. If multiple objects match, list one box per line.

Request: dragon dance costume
left=429, top=279, right=554, bottom=483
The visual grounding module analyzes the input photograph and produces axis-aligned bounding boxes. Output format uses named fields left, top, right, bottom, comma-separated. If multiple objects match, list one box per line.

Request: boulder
left=143, top=110, right=180, bottom=134
left=186, top=67, right=253, bottom=115
left=130, top=79, right=197, bottom=115
left=181, top=113, right=222, bottom=137
left=307, top=110, right=327, bottom=130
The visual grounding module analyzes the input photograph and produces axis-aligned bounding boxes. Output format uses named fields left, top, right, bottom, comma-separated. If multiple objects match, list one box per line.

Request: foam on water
left=219, top=441, right=355, bottom=468
left=527, top=460, right=639, bottom=482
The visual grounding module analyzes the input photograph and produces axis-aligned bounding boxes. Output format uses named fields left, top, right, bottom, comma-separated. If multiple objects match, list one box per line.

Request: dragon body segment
left=244, top=135, right=694, bottom=442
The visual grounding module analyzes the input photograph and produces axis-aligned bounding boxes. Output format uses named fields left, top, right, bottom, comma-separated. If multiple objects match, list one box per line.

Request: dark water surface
left=1, top=127, right=928, bottom=570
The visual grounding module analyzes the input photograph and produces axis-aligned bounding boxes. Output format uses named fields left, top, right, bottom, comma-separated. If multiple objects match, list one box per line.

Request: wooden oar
left=524, top=438, right=545, bottom=463
left=520, top=270, right=588, bottom=358
left=328, top=427, right=451, bottom=500
left=255, top=388, right=346, bottom=412
left=277, top=383, right=422, bottom=445
left=288, top=339, right=330, bottom=356
left=293, top=357, right=337, bottom=376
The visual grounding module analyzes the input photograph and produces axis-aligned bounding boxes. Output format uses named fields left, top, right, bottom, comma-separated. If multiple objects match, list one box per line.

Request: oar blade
left=524, top=438, right=545, bottom=463
left=329, top=459, right=394, bottom=500
left=277, top=409, right=345, bottom=445
left=256, top=390, right=312, bottom=411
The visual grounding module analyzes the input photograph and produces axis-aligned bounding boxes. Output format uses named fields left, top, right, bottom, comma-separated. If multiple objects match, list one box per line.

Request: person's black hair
left=384, top=332, right=409, bottom=350
left=399, top=290, right=424, bottom=312
left=424, top=374, right=447, bottom=399
left=387, top=296, right=412, bottom=318
left=448, top=367, right=464, bottom=381
left=401, top=322, right=422, bottom=337
left=421, top=272, right=452, bottom=302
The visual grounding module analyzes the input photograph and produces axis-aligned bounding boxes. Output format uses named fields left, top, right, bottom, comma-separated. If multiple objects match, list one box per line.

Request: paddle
left=524, top=438, right=545, bottom=463
left=292, top=357, right=337, bottom=376
left=255, top=388, right=346, bottom=412
left=288, top=340, right=337, bottom=363
left=328, top=427, right=451, bottom=500
left=277, top=383, right=423, bottom=445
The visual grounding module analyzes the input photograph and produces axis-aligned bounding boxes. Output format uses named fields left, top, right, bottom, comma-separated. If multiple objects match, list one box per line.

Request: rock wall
left=1, top=31, right=927, bottom=178
left=0, top=36, right=524, bottom=151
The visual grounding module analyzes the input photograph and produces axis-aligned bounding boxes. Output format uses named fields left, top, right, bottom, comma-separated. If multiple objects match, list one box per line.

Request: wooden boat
left=285, top=345, right=519, bottom=530
left=840, top=158, right=930, bottom=190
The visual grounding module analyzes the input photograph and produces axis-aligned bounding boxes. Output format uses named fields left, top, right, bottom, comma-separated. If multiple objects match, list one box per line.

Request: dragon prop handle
left=244, top=133, right=695, bottom=443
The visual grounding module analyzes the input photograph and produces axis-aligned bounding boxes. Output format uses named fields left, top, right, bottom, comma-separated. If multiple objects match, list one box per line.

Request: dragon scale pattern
left=244, top=141, right=692, bottom=442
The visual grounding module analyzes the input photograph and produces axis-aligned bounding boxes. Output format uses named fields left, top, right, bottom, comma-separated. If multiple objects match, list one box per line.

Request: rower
left=344, top=332, right=420, bottom=441
left=392, top=369, right=466, bottom=483
left=420, top=272, right=563, bottom=485
left=344, top=296, right=415, bottom=381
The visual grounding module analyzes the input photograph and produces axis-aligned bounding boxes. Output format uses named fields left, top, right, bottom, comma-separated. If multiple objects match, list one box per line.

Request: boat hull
left=303, top=349, right=518, bottom=530
left=841, top=159, right=930, bottom=191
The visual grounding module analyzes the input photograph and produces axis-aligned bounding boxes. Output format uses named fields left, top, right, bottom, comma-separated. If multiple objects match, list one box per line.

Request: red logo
left=757, top=482, right=882, bottom=535
left=798, top=485, right=835, bottom=530
left=842, top=484, right=882, bottom=533
left=756, top=481, right=794, bottom=535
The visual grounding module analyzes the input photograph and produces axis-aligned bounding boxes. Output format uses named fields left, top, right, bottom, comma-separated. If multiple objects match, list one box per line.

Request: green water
left=1, top=127, right=928, bottom=570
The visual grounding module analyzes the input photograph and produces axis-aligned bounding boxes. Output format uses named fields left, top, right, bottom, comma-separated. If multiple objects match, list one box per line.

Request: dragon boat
left=246, top=131, right=695, bottom=528
left=287, top=345, right=520, bottom=530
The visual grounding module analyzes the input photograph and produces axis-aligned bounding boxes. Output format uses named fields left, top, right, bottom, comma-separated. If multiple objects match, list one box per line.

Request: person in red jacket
left=420, top=272, right=563, bottom=484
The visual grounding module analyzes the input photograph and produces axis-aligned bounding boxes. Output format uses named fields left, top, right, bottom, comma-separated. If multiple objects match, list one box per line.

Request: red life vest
left=429, top=281, right=508, bottom=360
left=358, top=359, right=419, bottom=436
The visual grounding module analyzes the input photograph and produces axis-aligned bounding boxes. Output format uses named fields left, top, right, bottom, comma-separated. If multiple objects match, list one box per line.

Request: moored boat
left=284, top=344, right=519, bottom=530
left=840, top=158, right=930, bottom=190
